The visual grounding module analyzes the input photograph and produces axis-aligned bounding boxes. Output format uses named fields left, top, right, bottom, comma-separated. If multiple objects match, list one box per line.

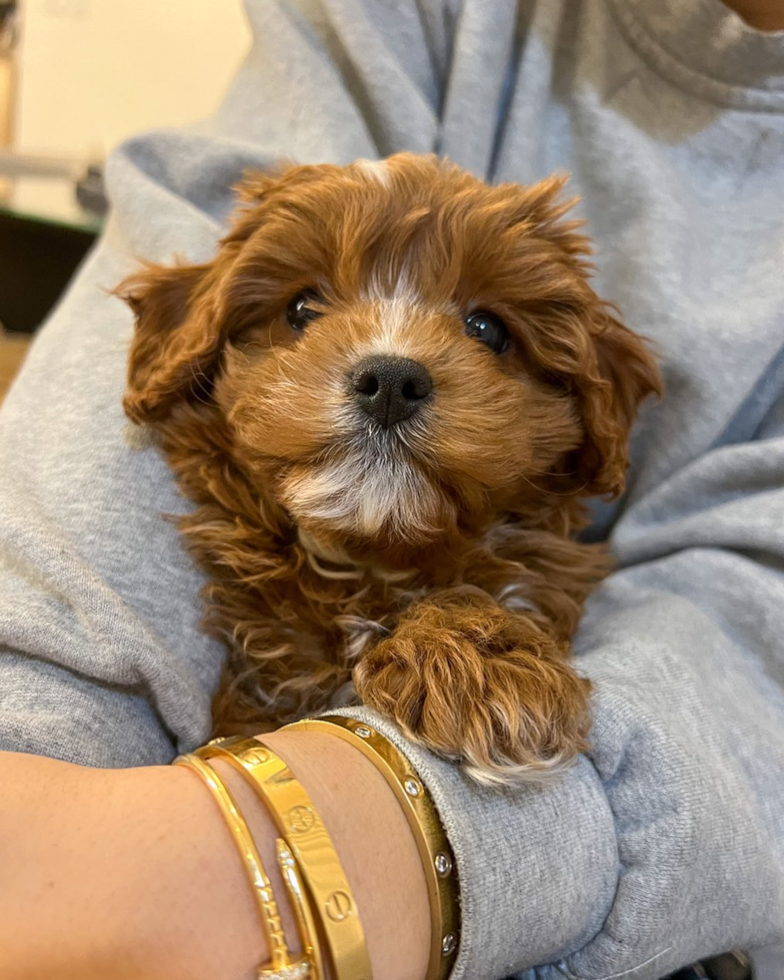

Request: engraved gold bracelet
left=288, top=716, right=461, bottom=980
left=174, top=753, right=318, bottom=980
left=197, top=736, right=372, bottom=980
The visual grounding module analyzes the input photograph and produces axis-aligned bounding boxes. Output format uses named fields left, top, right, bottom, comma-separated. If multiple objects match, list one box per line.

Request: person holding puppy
left=1, top=1, right=783, bottom=979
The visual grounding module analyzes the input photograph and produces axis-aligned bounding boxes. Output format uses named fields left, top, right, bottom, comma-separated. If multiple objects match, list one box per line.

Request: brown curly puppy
left=119, top=153, right=660, bottom=784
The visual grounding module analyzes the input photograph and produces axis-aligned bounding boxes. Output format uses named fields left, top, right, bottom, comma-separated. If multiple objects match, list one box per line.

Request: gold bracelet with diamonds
left=286, top=715, right=460, bottom=980
left=174, top=752, right=318, bottom=980
left=196, top=736, right=372, bottom=980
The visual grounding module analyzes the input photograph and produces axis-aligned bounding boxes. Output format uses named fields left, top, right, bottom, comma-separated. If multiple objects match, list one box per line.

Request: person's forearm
left=0, top=732, right=430, bottom=980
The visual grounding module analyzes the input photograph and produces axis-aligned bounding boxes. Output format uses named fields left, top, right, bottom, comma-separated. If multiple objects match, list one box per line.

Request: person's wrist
left=262, top=729, right=431, bottom=980
left=104, top=761, right=273, bottom=980
left=148, top=728, right=430, bottom=980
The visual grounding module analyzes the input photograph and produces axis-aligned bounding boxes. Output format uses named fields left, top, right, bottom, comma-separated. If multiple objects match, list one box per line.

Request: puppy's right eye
left=465, top=311, right=509, bottom=354
left=287, top=290, right=323, bottom=332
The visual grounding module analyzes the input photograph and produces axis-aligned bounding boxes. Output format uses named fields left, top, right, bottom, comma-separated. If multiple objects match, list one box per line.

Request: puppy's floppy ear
left=117, top=168, right=298, bottom=424
left=117, top=259, right=223, bottom=424
left=511, top=178, right=662, bottom=498
left=571, top=304, right=662, bottom=497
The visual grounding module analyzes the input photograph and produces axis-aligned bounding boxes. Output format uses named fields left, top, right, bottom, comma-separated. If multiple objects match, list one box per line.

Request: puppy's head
left=120, top=154, right=660, bottom=566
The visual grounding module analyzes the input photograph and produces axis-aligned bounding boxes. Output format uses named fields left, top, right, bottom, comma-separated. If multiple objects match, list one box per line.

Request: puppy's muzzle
left=350, top=355, right=433, bottom=429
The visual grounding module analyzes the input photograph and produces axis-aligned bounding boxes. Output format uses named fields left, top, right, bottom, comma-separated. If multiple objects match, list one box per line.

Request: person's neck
left=721, top=0, right=784, bottom=31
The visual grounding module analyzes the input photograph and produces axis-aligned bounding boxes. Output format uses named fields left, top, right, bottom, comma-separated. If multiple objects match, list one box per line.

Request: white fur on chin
left=283, top=434, right=446, bottom=540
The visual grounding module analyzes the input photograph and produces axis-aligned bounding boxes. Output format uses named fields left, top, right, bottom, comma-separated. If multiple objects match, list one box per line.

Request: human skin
left=0, top=730, right=430, bottom=980
left=723, top=0, right=784, bottom=30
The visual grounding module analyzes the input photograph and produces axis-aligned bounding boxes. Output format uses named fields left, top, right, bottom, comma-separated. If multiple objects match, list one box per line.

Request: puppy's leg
left=353, top=589, right=591, bottom=785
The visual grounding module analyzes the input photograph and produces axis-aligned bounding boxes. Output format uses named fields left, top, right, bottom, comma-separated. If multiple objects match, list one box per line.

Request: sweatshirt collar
left=608, top=0, right=784, bottom=110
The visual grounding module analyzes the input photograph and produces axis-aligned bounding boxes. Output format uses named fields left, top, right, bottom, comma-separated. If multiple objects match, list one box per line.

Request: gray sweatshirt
left=1, top=1, right=782, bottom=978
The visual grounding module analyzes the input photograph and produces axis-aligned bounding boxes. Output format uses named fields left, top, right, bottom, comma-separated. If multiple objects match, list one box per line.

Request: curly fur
left=117, top=153, right=661, bottom=783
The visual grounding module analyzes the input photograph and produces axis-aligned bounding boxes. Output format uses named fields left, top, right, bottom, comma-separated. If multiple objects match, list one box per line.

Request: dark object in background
left=503, top=952, right=752, bottom=980
left=664, top=951, right=752, bottom=980
left=75, top=163, right=109, bottom=217
left=0, top=159, right=105, bottom=334
left=0, top=2, right=16, bottom=37
left=0, top=210, right=97, bottom=333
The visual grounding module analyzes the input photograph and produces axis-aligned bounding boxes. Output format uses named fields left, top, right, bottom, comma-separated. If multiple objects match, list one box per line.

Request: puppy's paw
left=353, top=593, right=591, bottom=785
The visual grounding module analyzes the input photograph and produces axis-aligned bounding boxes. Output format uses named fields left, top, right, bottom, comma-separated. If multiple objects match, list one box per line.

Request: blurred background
left=0, top=0, right=251, bottom=400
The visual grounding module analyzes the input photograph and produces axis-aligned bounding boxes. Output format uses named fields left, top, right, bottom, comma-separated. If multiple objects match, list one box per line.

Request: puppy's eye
left=465, top=311, right=509, bottom=354
left=287, top=290, right=323, bottom=331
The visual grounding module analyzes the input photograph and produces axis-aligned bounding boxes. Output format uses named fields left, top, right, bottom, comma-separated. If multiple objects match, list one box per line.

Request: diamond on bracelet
left=442, top=933, right=457, bottom=956
left=354, top=725, right=373, bottom=738
left=258, top=958, right=310, bottom=980
left=404, top=777, right=421, bottom=797
left=434, top=852, right=453, bottom=877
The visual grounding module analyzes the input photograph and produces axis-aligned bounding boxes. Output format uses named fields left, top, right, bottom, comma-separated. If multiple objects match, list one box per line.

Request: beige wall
left=13, top=0, right=251, bottom=159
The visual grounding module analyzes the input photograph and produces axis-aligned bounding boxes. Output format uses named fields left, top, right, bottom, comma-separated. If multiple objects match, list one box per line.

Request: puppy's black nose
left=351, top=355, right=433, bottom=429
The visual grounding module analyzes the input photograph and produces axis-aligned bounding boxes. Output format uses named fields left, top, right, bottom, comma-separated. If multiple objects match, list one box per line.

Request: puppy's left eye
left=465, top=312, right=509, bottom=354
left=287, top=290, right=323, bottom=331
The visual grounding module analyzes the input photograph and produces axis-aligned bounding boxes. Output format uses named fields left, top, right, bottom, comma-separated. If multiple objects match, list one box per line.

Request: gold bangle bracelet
left=197, top=736, right=372, bottom=980
left=288, top=716, right=460, bottom=980
left=174, top=753, right=316, bottom=980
